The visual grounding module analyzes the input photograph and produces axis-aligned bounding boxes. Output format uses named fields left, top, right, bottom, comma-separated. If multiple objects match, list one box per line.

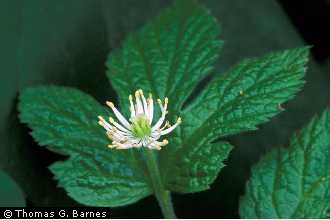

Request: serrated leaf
left=106, top=0, right=222, bottom=115
left=163, top=47, right=309, bottom=192
left=19, top=86, right=151, bottom=206
left=182, top=47, right=308, bottom=141
left=240, top=108, right=330, bottom=218
left=165, top=141, right=233, bottom=193
left=106, top=0, right=228, bottom=194
left=106, top=0, right=309, bottom=193
left=50, top=150, right=150, bottom=207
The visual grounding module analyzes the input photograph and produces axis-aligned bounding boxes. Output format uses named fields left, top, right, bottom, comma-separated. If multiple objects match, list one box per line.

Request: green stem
left=143, top=149, right=177, bottom=219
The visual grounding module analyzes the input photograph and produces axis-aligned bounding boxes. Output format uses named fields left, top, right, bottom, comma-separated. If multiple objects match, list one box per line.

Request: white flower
left=98, top=89, right=181, bottom=150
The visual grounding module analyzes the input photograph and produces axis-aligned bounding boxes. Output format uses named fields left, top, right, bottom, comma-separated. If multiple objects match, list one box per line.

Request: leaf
left=106, top=0, right=227, bottom=193
left=50, top=150, right=150, bottom=207
left=164, top=47, right=309, bottom=192
left=0, top=170, right=26, bottom=207
left=0, top=0, right=113, bottom=206
left=106, top=0, right=310, bottom=193
left=240, top=108, right=330, bottom=218
left=164, top=141, right=233, bottom=193
left=106, top=0, right=222, bottom=115
left=19, top=86, right=151, bottom=206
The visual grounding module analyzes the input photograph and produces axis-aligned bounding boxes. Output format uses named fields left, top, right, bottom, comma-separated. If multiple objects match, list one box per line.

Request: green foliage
left=0, top=170, right=25, bottom=207
left=240, top=109, right=330, bottom=218
left=165, top=47, right=309, bottom=192
left=106, top=0, right=223, bottom=114
left=19, top=86, right=151, bottom=206
left=18, top=0, right=310, bottom=209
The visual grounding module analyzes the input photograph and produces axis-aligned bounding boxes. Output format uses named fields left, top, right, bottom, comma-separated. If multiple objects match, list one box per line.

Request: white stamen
left=135, top=90, right=144, bottom=115
left=139, top=89, right=149, bottom=118
left=160, top=117, right=182, bottom=135
left=129, top=95, right=136, bottom=119
left=109, top=117, right=130, bottom=133
left=148, top=94, right=154, bottom=124
left=98, top=89, right=181, bottom=150
left=106, top=101, right=131, bottom=129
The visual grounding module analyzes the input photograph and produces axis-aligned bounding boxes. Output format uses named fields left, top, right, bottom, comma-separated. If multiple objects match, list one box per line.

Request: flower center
left=131, top=114, right=151, bottom=138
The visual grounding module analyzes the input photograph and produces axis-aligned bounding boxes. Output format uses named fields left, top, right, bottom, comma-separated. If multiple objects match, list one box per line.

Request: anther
left=106, top=101, right=114, bottom=108
left=109, top=117, right=115, bottom=124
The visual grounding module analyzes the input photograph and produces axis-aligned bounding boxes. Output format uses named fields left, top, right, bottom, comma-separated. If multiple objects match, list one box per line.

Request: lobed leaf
left=19, top=86, right=151, bottom=206
left=240, top=109, right=330, bottom=218
left=164, top=47, right=309, bottom=193
left=106, top=0, right=222, bottom=115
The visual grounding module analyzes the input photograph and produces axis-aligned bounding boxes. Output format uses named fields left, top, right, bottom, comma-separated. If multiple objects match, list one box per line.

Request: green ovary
left=131, top=115, right=151, bottom=138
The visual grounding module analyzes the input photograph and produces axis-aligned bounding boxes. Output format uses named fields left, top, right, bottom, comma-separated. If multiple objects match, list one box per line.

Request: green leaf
left=106, top=0, right=309, bottom=193
left=164, top=47, right=309, bottom=192
left=19, top=86, right=151, bottom=206
left=106, top=0, right=222, bottom=114
left=106, top=0, right=227, bottom=193
left=164, top=141, right=233, bottom=193
left=240, top=108, right=330, bottom=218
left=50, top=150, right=150, bottom=207
left=0, top=170, right=25, bottom=207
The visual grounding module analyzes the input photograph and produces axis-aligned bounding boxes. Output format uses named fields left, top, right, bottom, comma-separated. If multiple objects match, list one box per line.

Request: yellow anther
left=135, top=90, right=140, bottom=97
left=108, top=145, right=116, bottom=149
left=157, top=99, right=162, bottom=104
left=163, top=139, right=169, bottom=145
left=164, top=97, right=168, bottom=104
left=129, top=94, right=133, bottom=101
left=149, top=93, right=152, bottom=98
left=177, top=117, right=182, bottom=124
left=109, top=117, right=115, bottom=124
left=139, top=89, right=144, bottom=95
left=106, top=101, right=114, bottom=108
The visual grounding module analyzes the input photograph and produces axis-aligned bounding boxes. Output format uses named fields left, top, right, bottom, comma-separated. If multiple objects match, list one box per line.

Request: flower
left=98, top=89, right=181, bottom=150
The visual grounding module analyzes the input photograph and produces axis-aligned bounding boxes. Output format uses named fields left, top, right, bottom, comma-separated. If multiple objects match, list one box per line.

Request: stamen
left=106, top=101, right=131, bottom=129
left=109, top=117, right=130, bottom=132
left=148, top=97, right=154, bottom=124
left=106, top=101, right=115, bottom=108
left=98, top=89, right=181, bottom=151
left=129, top=94, right=136, bottom=119
left=98, top=116, right=112, bottom=131
left=159, top=117, right=182, bottom=136
left=135, top=90, right=143, bottom=114
left=139, top=89, right=149, bottom=118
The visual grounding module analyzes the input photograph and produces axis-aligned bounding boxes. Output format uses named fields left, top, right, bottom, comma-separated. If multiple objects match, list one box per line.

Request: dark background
left=0, top=0, right=329, bottom=218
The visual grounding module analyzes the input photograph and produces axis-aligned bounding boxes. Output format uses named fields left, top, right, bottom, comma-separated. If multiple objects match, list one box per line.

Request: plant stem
left=143, top=149, right=177, bottom=219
